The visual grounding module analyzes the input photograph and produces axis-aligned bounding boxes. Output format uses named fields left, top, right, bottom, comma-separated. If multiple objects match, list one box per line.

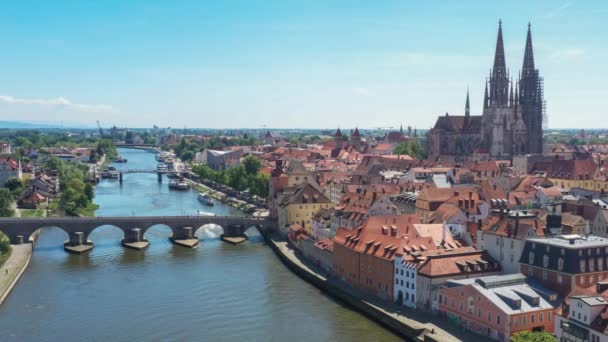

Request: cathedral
left=427, top=21, right=545, bottom=159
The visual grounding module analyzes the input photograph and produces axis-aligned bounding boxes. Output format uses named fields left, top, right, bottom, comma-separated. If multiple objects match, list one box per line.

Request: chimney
left=597, top=281, right=608, bottom=293
left=454, top=191, right=459, bottom=197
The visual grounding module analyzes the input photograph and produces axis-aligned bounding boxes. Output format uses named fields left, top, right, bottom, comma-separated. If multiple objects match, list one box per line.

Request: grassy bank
left=0, top=233, right=12, bottom=268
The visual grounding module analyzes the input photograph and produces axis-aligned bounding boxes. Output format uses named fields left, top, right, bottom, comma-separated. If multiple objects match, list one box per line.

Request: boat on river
left=168, top=180, right=190, bottom=191
left=194, top=210, right=216, bottom=216
left=113, top=156, right=128, bottom=163
left=197, top=193, right=214, bottom=206
left=157, top=162, right=168, bottom=172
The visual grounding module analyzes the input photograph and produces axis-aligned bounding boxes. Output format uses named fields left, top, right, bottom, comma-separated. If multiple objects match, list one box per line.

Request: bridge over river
left=0, top=216, right=276, bottom=253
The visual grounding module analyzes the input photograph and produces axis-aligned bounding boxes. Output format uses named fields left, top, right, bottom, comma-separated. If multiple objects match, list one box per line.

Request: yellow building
left=278, top=183, right=332, bottom=235
left=545, top=158, right=599, bottom=191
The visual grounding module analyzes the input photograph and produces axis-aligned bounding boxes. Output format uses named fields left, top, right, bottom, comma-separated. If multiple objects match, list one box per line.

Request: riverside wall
left=259, top=228, right=454, bottom=342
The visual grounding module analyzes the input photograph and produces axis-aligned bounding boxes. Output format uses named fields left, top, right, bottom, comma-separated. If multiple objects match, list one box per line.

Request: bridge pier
left=157, top=172, right=162, bottom=183
left=169, top=226, right=199, bottom=248
left=121, top=228, right=149, bottom=250
left=119, top=172, right=123, bottom=184
left=220, top=224, right=248, bottom=245
left=64, top=232, right=94, bottom=254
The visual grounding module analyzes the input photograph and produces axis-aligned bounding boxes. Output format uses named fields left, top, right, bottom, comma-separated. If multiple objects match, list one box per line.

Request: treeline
left=45, top=157, right=98, bottom=216
left=192, top=155, right=269, bottom=198
left=170, top=135, right=259, bottom=162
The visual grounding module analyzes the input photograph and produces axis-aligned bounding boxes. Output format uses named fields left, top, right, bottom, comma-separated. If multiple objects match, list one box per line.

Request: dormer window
left=558, top=258, right=564, bottom=271
left=543, top=255, right=549, bottom=268
left=580, top=260, right=586, bottom=273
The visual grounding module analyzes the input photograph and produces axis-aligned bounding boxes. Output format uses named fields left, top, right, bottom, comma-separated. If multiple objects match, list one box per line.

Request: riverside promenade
left=0, top=244, right=32, bottom=304
left=267, top=237, right=484, bottom=342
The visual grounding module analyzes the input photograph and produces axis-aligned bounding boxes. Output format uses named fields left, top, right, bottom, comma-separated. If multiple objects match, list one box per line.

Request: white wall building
left=394, top=254, right=418, bottom=308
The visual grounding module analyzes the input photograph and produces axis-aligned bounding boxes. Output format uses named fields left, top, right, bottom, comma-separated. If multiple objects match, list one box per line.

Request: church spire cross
left=522, top=22, right=536, bottom=73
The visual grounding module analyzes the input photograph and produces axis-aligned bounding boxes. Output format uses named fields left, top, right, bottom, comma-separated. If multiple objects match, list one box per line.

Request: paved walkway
left=273, top=239, right=485, bottom=342
left=0, top=244, right=32, bottom=304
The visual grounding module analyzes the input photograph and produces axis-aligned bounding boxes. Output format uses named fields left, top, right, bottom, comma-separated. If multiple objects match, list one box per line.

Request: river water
left=0, top=148, right=399, bottom=341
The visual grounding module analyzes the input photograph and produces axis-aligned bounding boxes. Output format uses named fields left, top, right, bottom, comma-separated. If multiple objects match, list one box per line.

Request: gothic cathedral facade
left=427, top=21, right=544, bottom=159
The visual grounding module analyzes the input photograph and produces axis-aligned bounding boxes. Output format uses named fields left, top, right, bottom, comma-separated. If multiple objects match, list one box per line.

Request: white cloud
left=545, top=2, right=572, bottom=18
left=0, top=95, right=113, bottom=112
left=549, top=48, right=585, bottom=63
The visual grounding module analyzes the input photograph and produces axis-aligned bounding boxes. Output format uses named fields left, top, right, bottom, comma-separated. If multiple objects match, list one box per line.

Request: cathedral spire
left=522, top=22, right=535, bottom=73
left=465, top=87, right=470, bottom=117
left=483, top=79, right=489, bottom=108
left=492, top=20, right=507, bottom=78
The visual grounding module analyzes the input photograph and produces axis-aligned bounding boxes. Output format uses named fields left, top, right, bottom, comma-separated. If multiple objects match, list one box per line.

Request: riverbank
left=0, top=244, right=32, bottom=305
left=262, top=232, right=483, bottom=342
left=185, top=177, right=268, bottom=216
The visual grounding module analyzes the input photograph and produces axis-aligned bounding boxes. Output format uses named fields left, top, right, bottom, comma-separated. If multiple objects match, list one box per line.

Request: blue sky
left=0, top=1, right=605, bottom=129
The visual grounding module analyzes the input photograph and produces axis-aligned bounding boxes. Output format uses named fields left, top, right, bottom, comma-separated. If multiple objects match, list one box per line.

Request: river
left=0, top=148, right=399, bottom=341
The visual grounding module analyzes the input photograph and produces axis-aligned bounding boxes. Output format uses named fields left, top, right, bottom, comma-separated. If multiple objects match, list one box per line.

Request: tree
left=181, top=150, right=195, bottom=162
left=84, top=183, right=95, bottom=201
left=4, top=178, right=23, bottom=192
left=393, top=141, right=425, bottom=159
left=0, top=188, right=15, bottom=217
left=510, top=331, right=557, bottom=342
left=4, top=177, right=24, bottom=199
left=243, top=155, right=262, bottom=175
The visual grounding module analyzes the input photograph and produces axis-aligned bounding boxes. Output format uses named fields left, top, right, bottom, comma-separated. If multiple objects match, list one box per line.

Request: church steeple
left=492, top=20, right=507, bottom=78
left=522, top=22, right=535, bottom=74
left=488, top=20, right=510, bottom=107
left=483, top=79, right=489, bottom=108
left=465, top=87, right=470, bottom=117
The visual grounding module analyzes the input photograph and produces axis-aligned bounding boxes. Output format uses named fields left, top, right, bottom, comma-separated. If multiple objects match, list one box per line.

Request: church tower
left=482, top=20, right=515, bottom=157
left=519, top=23, right=544, bottom=154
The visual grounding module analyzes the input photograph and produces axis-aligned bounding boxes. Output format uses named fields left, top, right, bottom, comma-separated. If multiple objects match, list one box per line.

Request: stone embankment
left=0, top=244, right=32, bottom=304
left=261, top=231, right=483, bottom=342
left=0, top=230, right=41, bottom=304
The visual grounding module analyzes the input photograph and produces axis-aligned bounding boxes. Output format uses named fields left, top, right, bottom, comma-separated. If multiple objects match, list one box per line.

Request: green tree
left=510, top=331, right=557, bottom=342
left=84, top=183, right=95, bottom=201
left=181, top=150, right=195, bottom=162
left=393, top=141, right=425, bottom=159
left=0, top=188, right=15, bottom=217
left=243, top=155, right=262, bottom=175
left=4, top=177, right=23, bottom=192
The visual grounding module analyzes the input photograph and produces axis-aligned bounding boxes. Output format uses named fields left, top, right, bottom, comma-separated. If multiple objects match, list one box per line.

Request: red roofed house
left=333, top=214, right=426, bottom=300
left=0, top=158, right=22, bottom=186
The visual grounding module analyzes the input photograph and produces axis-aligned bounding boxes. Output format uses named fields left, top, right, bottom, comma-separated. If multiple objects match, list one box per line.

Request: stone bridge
left=0, top=216, right=275, bottom=252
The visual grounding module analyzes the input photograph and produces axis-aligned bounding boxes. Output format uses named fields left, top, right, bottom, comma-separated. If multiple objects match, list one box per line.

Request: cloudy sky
left=0, top=1, right=605, bottom=129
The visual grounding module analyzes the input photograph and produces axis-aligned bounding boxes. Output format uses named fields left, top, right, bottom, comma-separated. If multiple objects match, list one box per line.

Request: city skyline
left=1, top=1, right=606, bottom=129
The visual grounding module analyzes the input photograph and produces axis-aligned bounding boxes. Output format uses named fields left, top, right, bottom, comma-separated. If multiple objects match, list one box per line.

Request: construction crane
left=97, top=120, right=104, bottom=136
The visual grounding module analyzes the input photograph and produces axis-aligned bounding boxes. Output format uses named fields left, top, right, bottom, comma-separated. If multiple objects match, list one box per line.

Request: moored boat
left=197, top=193, right=214, bottom=206
left=168, top=180, right=190, bottom=191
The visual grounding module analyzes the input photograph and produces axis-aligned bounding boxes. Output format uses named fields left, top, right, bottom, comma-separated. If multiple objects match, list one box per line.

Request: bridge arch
left=86, top=224, right=126, bottom=242
left=194, top=223, right=224, bottom=240
left=143, top=224, right=174, bottom=240
left=28, top=225, right=71, bottom=245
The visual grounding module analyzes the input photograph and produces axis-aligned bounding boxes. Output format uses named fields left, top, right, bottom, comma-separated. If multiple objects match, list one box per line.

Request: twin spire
left=482, top=20, right=535, bottom=109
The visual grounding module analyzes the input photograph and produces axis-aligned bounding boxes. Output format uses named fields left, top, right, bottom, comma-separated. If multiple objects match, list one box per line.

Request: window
left=513, top=317, right=518, bottom=327
left=523, top=315, right=526, bottom=325
left=542, top=270, right=547, bottom=281
left=395, top=269, right=398, bottom=274
left=557, top=274, right=563, bottom=284
left=401, top=270, right=404, bottom=276
left=396, top=279, right=399, bottom=284
left=496, top=315, right=500, bottom=325
left=531, top=314, right=535, bottom=324
left=529, top=252, right=535, bottom=264
left=580, top=260, right=586, bottom=273
left=543, top=255, right=549, bottom=268
left=558, top=258, right=564, bottom=271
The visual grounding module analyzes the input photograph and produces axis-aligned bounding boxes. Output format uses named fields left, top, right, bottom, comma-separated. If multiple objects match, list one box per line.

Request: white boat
left=168, top=180, right=190, bottom=191
left=197, top=193, right=214, bottom=206
left=157, top=162, right=168, bottom=172
left=194, top=210, right=216, bottom=217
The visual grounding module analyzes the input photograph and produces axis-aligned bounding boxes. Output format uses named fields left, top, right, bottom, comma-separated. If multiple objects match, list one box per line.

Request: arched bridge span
left=0, top=216, right=275, bottom=252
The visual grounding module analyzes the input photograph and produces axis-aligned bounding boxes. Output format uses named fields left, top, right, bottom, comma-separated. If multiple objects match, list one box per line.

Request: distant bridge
left=115, top=143, right=160, bottom=148
left=0, top=216, right=275, bottom=252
